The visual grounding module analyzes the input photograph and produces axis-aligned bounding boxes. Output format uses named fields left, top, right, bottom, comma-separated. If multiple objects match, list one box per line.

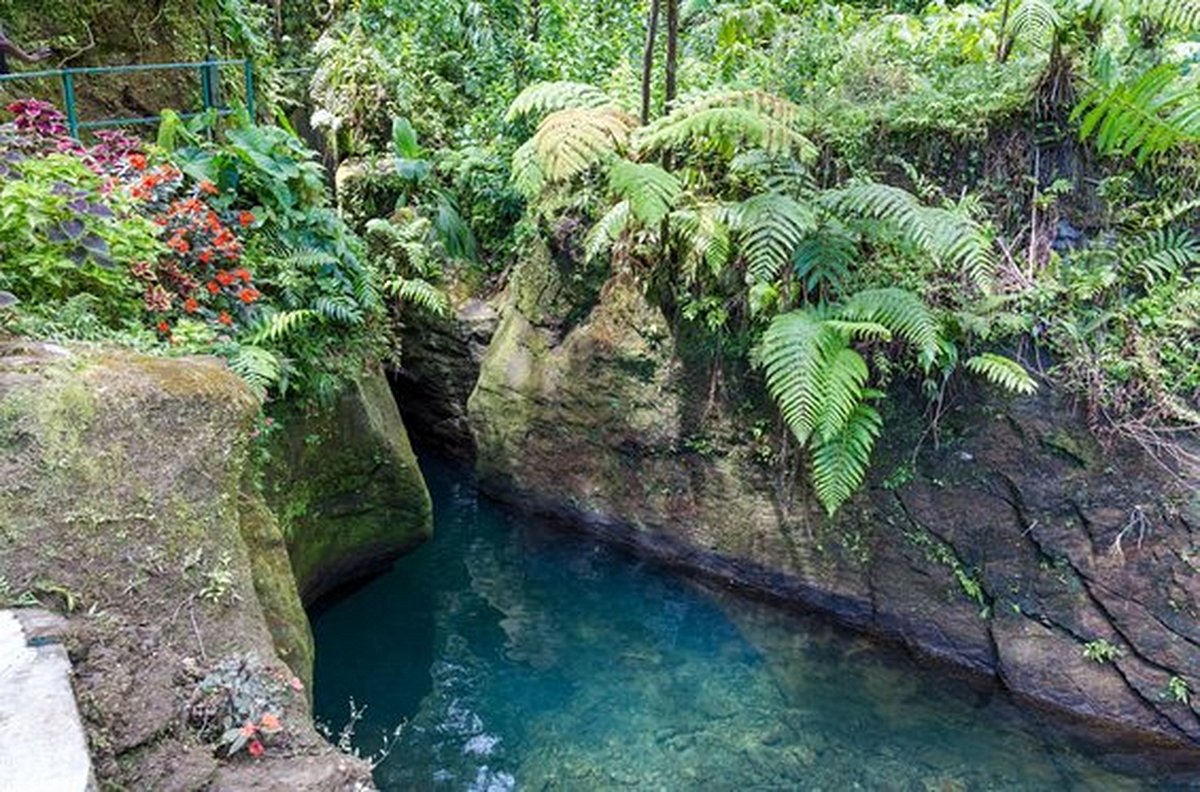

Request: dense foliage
left=2, top=0, right=1197, bottom=512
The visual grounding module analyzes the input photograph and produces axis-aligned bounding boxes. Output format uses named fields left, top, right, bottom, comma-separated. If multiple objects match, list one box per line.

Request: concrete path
left=0, top=610, right=95, bottom=791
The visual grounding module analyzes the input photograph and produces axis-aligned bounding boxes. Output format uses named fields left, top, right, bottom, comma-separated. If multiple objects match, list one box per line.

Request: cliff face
left=0, top=341, right=375, bottom=788
left=265, top=370, right=434, bottom=605
left=397, top=245, right=1200, bottom=751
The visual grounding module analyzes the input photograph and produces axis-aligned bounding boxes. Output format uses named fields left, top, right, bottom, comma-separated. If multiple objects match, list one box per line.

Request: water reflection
left=312, top=459, right=1191, bottom=791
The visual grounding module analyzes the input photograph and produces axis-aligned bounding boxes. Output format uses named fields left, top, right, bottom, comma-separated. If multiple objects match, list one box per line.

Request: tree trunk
left=665, top=0, right=678, bottom=109
left=641, top=0, right=661, bottom=124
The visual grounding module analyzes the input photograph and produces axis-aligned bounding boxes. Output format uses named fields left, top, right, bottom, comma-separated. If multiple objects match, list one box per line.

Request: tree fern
left=965, top=353, right=1038, bottom=394
left=1075, top=64, right=1200, bottom=163
left=1008, top=0, right=1063, bottom=48
left=608, top=160, right=681, bottom=225
left=635, top=90, right=816, bottom=161
left=528, top=106, right=635, bottom=185
left=733, top=192, right=817, bottom=282
left=505, top=81, right=614, bottom=123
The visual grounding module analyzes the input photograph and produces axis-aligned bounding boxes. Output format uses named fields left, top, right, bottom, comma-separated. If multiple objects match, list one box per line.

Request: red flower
left=167, top=234, right=190, bottom=254
left=238, top=210, right=255, bottom=228
left=215, top=270, right=236, bottom=287
left=206, top=281, right=220, bottom=295
left=239, top=287, right=260, bottom=304
left=128, top=153, right=147, bottom=171
left=217, top=311, right=233, bottom=327
left=247, top=739, right=264, bottom=758
left=198, top=250, right=213, bottom=265
left=183, top=297, right=199, bottom=314
left=157, top=320, right=170, bottom=334
left=198, top=180, right=218, bottom=196
left=234, top=268, right=252, bottom=283
left=239, top=721, right=258, bottom=738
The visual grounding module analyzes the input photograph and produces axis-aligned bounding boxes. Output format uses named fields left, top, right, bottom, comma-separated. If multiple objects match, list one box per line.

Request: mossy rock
left=266, top=368, right=433, bottom=604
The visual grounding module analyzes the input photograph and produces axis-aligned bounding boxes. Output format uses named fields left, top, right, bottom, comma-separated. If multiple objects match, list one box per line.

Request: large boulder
left=462, top=247, right=1200, bottom=750
left=0, top=341, right=370, bottom=789
left=266, top=369, right=433, bottom=604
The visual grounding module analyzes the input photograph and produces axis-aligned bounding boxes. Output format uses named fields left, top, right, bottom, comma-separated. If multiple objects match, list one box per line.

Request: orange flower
left=198, top=250, right=213, bottom=265
left=234, top=268, right=252, bottom=283
left=167, top=234, right=190, bottom=254
left=238, top=210, right=255, bottom=228
left=156, top=320, right=170, bottom=334
left=198, top=180, right=218, bottom=196
left=239, top=287, right=260, bottom=304
left=215, top=270, right=236, bottom=287
left=259, top=713, right=281, bottom=732
left=206, top=281, right=220, bottom=295
left=183, top=297, right=199, bottom=314
left=217, top=311, right=233, bottom=327
left=128, top=153, right=147, bottom=171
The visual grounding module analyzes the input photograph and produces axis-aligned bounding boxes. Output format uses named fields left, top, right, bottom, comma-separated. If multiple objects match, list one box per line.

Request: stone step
left=0, top=610, right=95, bottom=791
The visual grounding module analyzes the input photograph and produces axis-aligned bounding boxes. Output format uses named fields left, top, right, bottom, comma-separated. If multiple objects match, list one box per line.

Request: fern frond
left=511, top=138, right=547, bottom=200
left=584, top=200, right=632, bottom=263
left=1008, top=0, right=1062, bottom=47
left=506, top=81, right=613, bottom=123
left=530, top=106, right=635, bottom=184
left=671, top=203, right=733, bottom=284
left=245, top=309, right=318, bottom=344
left=760, top=310, right=846, bottom=445
left=810, top=401, right=883, bottom=515
left=1119, top=228, right=1200, bottom=284
left=838, top=288, right=941, bottom=365
left=313, top=295, right=364, bottom=325
left=390, top=277, right=451, bottom=317
left=227, top=345, right=282, bottom=399
left=1136, top=0, right=1200, bottom=31
left=635, top=92, right=816, bottom=161
left=823, top=183, right=995, bottom=287
left=1076, top=64, right=1200, bottom=164
left=733, top=192, right=817, bottom=282
left=608, top=160, right=682, bottom=226
left=793, top=227, right=857, bottom=296
left=965, top=353, right=1038, bottom=395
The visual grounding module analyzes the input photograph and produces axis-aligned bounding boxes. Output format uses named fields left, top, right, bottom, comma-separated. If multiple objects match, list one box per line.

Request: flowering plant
left=187, top=655, right=301, bottom=759
left=124, top=163, right=262, bottom=338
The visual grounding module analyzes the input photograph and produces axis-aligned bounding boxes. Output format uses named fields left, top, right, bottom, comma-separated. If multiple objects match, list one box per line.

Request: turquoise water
left=311, top=459, right=1187, bottom=790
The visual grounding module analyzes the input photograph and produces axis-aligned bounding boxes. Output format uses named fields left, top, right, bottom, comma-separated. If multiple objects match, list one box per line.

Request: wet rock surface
left=395, top=247, right=1200, bottom=750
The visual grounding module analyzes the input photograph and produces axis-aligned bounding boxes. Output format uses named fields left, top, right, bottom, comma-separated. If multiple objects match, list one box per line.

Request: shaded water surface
left=312, top=459, right=1188, bottom=790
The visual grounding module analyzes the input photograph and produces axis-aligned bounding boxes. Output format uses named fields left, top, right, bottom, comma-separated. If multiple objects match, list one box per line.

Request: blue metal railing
left=0, top=58, right=256, bottom=138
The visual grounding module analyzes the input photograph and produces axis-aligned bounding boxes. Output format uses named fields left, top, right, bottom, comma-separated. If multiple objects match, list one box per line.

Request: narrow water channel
left=311, top=458, right=1185, bottom=790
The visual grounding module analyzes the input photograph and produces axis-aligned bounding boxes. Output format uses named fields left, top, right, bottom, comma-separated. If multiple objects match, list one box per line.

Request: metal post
left=243, top=59, right=255, bottom=122
left=61, top=71, right=79, bottom=138
left=200, top=61, right=213, bottom=112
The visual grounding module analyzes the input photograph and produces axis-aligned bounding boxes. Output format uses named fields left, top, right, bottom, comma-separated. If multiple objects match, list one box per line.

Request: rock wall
left=0, top=342, right=371, bottom=789
left=265, top=369, right=434, bottom=604
left=396, top=245, right=1200, bottom=752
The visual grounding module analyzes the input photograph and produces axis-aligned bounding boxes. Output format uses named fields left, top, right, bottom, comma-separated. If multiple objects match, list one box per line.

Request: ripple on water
left=312, top=459, right=1191, bottom=791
